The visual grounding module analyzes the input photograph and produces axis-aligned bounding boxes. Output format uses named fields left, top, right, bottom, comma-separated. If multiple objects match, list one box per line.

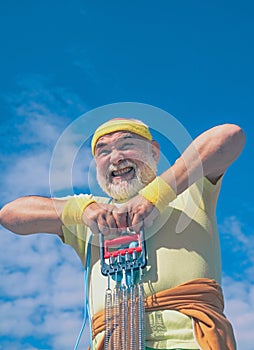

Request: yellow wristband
left=139, top=177, right=176, bottom=213
left=61, top=195, right=96, bottom=225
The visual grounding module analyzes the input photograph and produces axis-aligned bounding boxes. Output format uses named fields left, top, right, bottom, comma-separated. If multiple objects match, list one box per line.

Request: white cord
left=73, top=234, right=92, bottom=350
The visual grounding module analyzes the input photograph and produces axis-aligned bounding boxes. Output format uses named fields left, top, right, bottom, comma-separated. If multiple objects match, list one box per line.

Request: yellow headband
left=91, top=118, right=152, bottom=155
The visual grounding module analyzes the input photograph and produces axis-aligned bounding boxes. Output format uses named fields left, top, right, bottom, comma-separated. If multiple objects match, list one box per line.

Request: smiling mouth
left=111, top=166, right=135, bottom=179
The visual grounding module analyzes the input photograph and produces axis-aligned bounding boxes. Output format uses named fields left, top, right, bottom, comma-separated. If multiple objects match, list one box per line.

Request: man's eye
left=119, top=143, right=133, bottom=150
left=97, top=149, right=110, bottom=156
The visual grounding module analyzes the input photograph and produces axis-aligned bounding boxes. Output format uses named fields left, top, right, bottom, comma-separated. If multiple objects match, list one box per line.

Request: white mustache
left=107, top=161, right=137, bottom=178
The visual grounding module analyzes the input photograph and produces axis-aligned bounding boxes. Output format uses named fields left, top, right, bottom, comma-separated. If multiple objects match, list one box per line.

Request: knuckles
left=83, top=197, right=157, bottom=234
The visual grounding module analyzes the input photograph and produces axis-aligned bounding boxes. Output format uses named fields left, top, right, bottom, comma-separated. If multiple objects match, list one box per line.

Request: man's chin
left=104, top=180, right=143, bottom=201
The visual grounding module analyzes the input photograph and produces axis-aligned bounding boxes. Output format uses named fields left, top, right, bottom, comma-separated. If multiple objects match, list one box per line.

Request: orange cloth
left=90, top=278, right=236, bottom=350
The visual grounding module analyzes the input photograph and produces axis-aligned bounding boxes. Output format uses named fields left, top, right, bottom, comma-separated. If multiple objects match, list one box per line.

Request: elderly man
left=0, top=118, right=245, bottom=349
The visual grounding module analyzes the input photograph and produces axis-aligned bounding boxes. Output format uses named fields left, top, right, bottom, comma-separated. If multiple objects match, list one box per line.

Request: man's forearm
left=160, top=123, right=245, bottom=195
left=0, top=196, right=66, bottom=235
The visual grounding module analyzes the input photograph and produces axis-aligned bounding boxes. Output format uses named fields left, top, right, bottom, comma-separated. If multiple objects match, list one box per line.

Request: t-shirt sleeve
left=56, top=194, right=93, bottom=265
left=61, top=224, right=87, bottom=265
left=57, top=194, right=109, bottom=264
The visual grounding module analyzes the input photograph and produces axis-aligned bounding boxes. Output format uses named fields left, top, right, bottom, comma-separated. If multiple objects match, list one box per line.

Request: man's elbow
left=225, top=123, right=245, bottom=141
left=221, top=123, right=246, bottom=157
left=0, top=203, right=22, bottom=234
left=230, top=123, right=246, bottom=155
left=1, top=203, right=11, bottom=227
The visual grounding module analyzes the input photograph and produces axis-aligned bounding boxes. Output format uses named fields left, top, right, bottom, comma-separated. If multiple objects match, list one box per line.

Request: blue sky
left=0, top=1, right=253, bottom=349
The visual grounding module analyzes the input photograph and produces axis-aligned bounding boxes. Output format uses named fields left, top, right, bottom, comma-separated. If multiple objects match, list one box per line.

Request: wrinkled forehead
left=91, top=118, right=152, bottom=155
left=97, top=131, right=132, bottom=142
left=94, top=131, right=149, bottom=154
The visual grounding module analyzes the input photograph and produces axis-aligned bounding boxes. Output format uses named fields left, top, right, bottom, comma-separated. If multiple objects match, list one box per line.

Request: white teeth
left=112, top=167, right=132, bottom=176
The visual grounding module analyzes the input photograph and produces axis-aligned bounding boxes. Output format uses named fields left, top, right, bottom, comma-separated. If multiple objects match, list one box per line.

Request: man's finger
left=89, top=220, right=100, bottom=235
left=129, top=211, right=143, bottom=232
left=113, top=208, right=128, bottom=231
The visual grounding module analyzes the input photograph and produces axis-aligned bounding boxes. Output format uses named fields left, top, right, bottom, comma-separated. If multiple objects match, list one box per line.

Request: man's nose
left=110, top=148, right=124, bottom=164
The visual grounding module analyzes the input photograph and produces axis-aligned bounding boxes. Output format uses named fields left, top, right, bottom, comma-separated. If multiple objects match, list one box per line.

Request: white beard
left=97, top=158, right=157, bottom=201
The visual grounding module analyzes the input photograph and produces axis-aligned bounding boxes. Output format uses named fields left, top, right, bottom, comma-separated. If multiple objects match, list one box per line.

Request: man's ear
left=151, top=140, right=160, bottom=163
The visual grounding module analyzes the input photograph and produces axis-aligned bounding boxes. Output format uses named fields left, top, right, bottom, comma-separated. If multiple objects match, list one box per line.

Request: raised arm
left=0, top=124, right=246, bottom=235
left=118, top=123, right=246, bottom=229
left=0, top=196, right=66, bottom=235
left=161, top=123, right=246, bottom=194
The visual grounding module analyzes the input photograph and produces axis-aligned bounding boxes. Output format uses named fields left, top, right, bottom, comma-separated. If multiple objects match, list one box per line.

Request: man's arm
left=0, top=195, right=119, bottom=236
left=161, top=123, right=246, bottom=193
left=1, top=124, right=245, bottom=236
left=0, top=196, right=66, bottom=235
left=118, top=124, right=246, bottom=229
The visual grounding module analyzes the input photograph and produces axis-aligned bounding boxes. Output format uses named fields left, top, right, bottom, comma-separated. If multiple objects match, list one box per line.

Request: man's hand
left=82, top=195, right=160, bottom=235
left=117, top=194, right=160, bottom=232
left=82, top=202, right=120, bottom=235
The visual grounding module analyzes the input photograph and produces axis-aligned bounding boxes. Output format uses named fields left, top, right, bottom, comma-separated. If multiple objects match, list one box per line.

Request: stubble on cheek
left=96, top=158, right=157, bottom=201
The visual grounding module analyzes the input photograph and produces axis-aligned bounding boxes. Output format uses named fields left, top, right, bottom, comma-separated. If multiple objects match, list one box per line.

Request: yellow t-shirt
left=61, top=176, right=222, bottom=349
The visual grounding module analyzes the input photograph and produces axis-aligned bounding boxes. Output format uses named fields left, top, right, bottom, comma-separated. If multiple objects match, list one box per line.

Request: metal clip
left=99, top=228, right=147, bottom=276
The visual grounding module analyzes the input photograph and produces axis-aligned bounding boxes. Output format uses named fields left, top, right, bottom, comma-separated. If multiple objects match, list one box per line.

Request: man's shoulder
left=93, top=195, right=111, bottom=203
left=55, top=193, right=109, bottom=203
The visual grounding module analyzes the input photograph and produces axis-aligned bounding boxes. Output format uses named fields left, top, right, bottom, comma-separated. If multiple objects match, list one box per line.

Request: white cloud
left=49, top=130, right=92, bottom=195
left=3, top=152, right=52, bottom=199
left=220, top=215, right=249, bottom=247
left=220, top=215, right=254, bottom=282
left=15, top=102, right=65, bottom=146
left=223, top=276, right=254, bottom=350
left=0, top=228, right=90, bottom=350
left=219, top=215, right=254, bottom=349
left=0, top=77, right=91, bottom=349
left=1, top=76, right=92, bottom=202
